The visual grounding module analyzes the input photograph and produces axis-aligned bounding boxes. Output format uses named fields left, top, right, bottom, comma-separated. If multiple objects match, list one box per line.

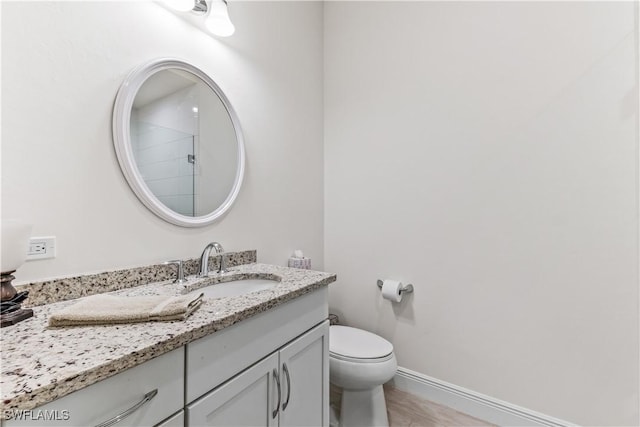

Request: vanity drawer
left=4, top=347, right=184, bottom=427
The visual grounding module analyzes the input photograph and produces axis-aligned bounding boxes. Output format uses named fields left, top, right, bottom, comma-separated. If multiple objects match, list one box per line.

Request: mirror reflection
left=130, top=69, right=238, bottom=217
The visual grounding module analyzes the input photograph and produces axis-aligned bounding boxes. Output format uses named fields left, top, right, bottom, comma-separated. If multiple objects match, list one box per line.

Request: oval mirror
left=113, top=58, right=245, bottom=227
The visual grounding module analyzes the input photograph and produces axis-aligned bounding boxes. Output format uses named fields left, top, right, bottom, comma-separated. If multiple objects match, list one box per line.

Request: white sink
left=191, top=279, right=278, bottom=299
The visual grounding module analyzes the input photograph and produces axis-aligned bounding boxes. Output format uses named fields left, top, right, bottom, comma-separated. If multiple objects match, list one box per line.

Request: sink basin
left=191, top=279, right=279, bottom=299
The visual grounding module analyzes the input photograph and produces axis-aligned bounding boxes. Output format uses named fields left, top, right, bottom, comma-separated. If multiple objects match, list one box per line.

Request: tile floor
left=330, top=384, right=495, bottom=427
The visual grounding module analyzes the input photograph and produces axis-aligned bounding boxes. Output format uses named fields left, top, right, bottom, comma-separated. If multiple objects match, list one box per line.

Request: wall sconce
left=164, top=0, right=235, bottom=37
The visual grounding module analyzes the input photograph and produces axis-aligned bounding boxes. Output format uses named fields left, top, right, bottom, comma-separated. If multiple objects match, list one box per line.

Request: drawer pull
left=272, top=368, right=281, bottom=419
left=282, top=363, right=291, bottom=411
left=95, top=389, right=158, bottom=427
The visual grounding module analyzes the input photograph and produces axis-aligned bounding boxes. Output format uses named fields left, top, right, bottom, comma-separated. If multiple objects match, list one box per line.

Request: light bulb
left=164, top=0, right=195, bottom=12
left=205, top=0, right=235, bottom=37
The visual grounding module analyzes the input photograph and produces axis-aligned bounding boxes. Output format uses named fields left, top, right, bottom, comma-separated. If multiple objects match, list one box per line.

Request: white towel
left=48, top=293, right=203, bottom=327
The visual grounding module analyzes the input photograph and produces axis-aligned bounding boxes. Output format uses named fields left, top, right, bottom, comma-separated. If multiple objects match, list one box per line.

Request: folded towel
left=48, top=293, right=203, bottom=327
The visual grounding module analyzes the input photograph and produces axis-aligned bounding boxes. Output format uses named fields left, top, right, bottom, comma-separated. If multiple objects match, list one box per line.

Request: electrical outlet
left=26, top=236, right=56, bottom=261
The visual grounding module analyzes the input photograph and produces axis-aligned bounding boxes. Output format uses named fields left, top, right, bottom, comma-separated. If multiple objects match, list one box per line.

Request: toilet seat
left=330, top=352, right=394, bottom=363
left=329, top=325, right=394, bottom=362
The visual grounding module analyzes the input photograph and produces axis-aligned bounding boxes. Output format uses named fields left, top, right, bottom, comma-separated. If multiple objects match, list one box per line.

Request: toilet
left=330, top=325, right=397, bottom=427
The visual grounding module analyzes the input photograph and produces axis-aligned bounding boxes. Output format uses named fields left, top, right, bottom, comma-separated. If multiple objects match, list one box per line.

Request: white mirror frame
left=112, top=58, right=245, bottom=228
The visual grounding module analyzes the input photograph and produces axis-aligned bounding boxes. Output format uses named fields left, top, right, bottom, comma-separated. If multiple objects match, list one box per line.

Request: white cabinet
left=4, top=348, right=184, bottom=427
left=4, top=287, right=330, bottom=427
left=186, top=288, right=328, bottom=403
left=278, top=322, right=329, bottom=427
left=188, top=353, right=279, bottom=427
left=187, top=321, right=329, bottom=427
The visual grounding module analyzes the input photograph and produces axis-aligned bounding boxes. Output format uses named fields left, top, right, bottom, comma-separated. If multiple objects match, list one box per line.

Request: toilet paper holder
left=376, top=279, right=414, bottom=294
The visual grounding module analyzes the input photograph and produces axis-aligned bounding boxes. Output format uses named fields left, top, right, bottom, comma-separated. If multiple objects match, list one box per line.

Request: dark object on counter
left=0, top=291, right=30, bottom=314
left=0, top=290, right=32, bottom=327
left=1, top=308, right=34, bottom=327
left=1, top=302, right=21, bottom=314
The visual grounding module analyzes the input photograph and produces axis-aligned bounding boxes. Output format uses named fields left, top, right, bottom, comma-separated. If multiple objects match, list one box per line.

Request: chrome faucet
left=198, top=242, right=227, bottom=277
left=163, top=260, right=187, bottom=284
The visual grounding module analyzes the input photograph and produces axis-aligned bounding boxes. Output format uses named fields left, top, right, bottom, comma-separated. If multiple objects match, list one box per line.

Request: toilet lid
left=330, top=325, right=393, bottom=359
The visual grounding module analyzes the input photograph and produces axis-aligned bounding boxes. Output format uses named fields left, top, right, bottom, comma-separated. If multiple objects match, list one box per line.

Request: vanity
left=0, top=256, right=335, bottom=427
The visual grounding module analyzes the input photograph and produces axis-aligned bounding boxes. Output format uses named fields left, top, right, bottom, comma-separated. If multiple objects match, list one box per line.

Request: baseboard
left=389, top=367, right=577, bottom=427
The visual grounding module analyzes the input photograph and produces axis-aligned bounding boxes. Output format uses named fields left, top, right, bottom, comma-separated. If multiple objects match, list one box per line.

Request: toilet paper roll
left=381, top=279, right=403, bottom=303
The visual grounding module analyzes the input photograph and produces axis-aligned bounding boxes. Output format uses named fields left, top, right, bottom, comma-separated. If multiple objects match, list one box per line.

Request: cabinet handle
left=95, top=389, right=158, bottom=427
left=282, top=363, right=291, bottom=411
left=272, top=368, right=281, bottom=419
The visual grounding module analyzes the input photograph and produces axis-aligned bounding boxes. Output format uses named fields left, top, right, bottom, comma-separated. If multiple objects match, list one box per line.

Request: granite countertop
left=1, top=263, right=336, bottom=413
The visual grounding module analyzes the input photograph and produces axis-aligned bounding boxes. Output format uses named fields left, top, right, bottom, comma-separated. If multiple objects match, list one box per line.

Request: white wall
left=1, top=0, right=325, bottom=282
left=324, top=2, right=639, bottom=426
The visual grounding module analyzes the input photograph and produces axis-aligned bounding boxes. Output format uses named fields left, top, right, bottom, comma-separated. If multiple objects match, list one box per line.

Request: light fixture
left=163, top=0, right=235, bottom=38
left=205, top=0, right=235, bottom=37
left=164, top=0, right=196, bottom=12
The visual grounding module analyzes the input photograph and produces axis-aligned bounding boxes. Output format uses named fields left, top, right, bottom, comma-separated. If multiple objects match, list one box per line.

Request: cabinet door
left=278, top=321, right=329, bottom=427
left=187, top=353, right=279, bottom=427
